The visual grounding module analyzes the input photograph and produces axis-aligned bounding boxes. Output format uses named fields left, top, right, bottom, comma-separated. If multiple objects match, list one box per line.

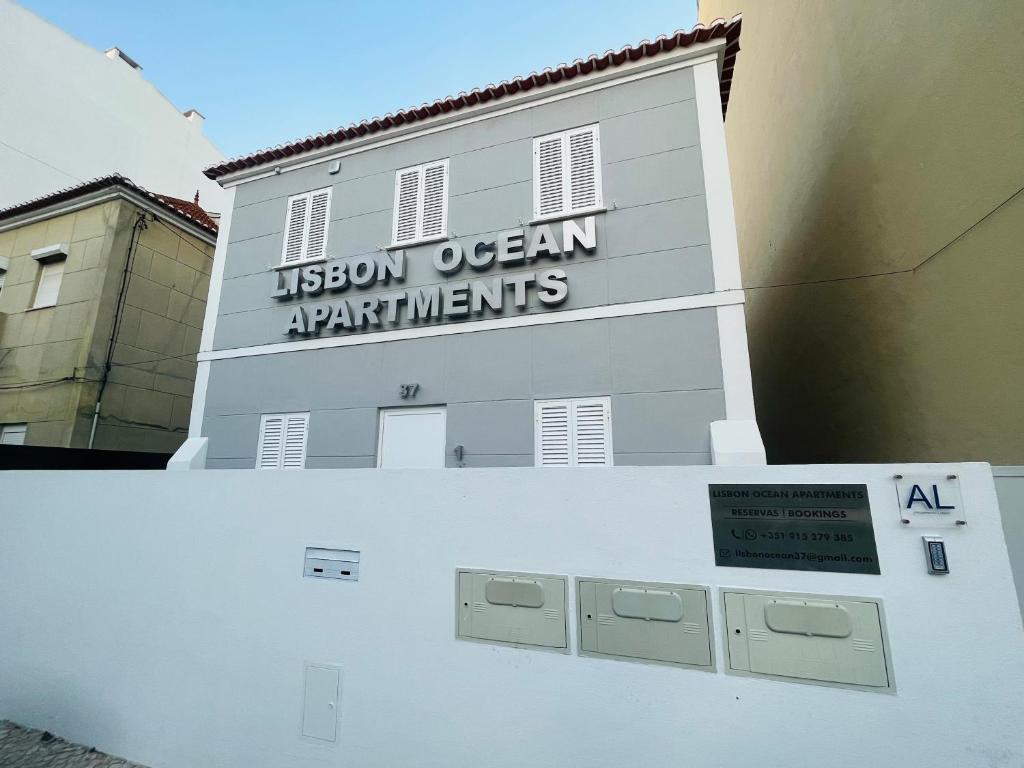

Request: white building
left=0, top=0, right=226, bottom=211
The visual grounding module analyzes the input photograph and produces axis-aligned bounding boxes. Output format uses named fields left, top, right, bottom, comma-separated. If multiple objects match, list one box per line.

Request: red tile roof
left=204, top=16, right=742, bottom=181
left=155, top=192, right=219, bottom=232
left=0, top=174, right=218, bottom=237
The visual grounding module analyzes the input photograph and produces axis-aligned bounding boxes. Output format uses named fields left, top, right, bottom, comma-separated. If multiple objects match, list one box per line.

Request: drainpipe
left=89, top=211, right=148, bottom=448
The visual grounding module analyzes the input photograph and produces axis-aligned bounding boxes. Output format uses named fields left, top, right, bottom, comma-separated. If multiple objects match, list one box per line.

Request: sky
left=20, top=0, right=700, bottom=159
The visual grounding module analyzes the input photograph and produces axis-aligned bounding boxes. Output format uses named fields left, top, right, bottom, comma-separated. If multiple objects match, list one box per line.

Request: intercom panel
left=457, top=570, right=568, bottom=650
left=577, top=578, right=713, bottom=669
left=723, top=590, right=892, bottom=691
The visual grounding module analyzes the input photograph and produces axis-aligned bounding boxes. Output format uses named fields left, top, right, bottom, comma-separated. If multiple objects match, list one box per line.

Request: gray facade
left=199, top=63, right=747, bottom=469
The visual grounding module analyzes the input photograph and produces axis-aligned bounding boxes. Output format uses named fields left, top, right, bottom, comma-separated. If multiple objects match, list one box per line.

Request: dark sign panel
left=709, top=484, right=880, bottom=574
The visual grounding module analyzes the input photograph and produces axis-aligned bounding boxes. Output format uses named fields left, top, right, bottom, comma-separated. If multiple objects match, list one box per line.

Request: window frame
left=279, top=187, right=333, bottom=267
left=532, top=124, right=604, bottom=224
left=31, top=258, right=65, bottom=309
left=534, top=396, right=613, bottom=467
left=389, top=158, right=450, bottom=249
left=255, top=412, right=310, bottom=469
left=0, top=423, right=28, bottom=445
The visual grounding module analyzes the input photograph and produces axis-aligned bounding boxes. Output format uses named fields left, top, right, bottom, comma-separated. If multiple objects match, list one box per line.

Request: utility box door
left=724, top=591, right=890, bottom=690
left=579, top=579, right=712, bottom=668
left=302, top=663, right=341, bottom=741
left=457, top=570, right=567, bottom=649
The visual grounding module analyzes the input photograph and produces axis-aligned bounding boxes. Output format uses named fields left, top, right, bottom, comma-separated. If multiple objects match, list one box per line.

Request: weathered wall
left=0, top=202, right=120, bottom=445
left=698, top=0, right=1024, bottom=463
left=90, top=205, right=212, bottom=453
left=1, top=464, right=1021, bottom=768
left=0, top=199, right=213, bottom=452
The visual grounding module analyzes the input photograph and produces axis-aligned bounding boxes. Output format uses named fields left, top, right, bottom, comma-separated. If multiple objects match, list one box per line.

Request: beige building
left=697, top=1, right=1024, bottom=465
left=0, top=175, right=217, bottom=453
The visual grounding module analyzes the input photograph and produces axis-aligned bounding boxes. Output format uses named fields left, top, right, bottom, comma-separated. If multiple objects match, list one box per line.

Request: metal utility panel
left=724, top=590, right=892, bottom=691
left=304, top=547, right=359, bottom=581
left=302, top=663, right=341, bottom=742
left=457, top=570, right=568, bottom=650
left=578, top=578, right=713, bottom=669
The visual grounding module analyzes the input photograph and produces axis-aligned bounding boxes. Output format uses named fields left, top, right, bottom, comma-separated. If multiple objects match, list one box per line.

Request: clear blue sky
left=21, top=0, right=699, bottom=159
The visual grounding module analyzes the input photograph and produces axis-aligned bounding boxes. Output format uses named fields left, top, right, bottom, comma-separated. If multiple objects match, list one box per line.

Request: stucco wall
left=0, top=199, right=214, bottom=452
left=202, top=64, right=739, bottom=467
left=203, top=308, right=725, bottom=468
left=0, top=201, right=121, bottom=445
left=1, top=463, right=1020, bottom=768
left=0, top=0, right=225, bottom=210
left=214, top=67, right=709, bottom=349
left=697, top=0, right=1024, bottom=463
left=90, top=205, right=213, bottom=452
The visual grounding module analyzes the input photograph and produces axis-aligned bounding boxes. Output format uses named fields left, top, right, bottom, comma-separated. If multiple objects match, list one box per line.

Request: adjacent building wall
left=0, top=199, right=214, bottom=452
left=1, top=464, right=1020, bottom=767
left=0, top=0, right=225, bottom=210
left=0, top=202, right=122, bottom=445
left=697, top=0, right=1024, bottom=464
left=89, top=205, right=213, bottom=452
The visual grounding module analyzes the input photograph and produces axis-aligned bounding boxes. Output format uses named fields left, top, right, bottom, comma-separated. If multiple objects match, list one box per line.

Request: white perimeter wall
left=0, top=1, right=225, bottom=211
left=1, top=463, right=1022, bottom=768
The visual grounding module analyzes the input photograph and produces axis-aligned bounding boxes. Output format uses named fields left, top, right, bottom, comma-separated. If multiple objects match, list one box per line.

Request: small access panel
left=577, top=578, right=713, bottom=669
left=301, top=663, right=341, bottom=742
left=457, top=569, right=568, bottom=650
left=723, top=590, right=892, bottom=691
left=304, top=548, right=360, bottom=581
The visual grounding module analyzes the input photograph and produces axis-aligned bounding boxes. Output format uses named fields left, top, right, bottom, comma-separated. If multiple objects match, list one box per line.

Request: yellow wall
left=0, top=199, right=214, bottom=452
left=699, top=0, right=1024, bottom=463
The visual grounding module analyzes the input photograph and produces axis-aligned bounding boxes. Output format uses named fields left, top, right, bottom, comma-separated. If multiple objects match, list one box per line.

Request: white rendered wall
left=0, top=1, right=225, bottom=210
left=1, top=463, right=1021, bottom=768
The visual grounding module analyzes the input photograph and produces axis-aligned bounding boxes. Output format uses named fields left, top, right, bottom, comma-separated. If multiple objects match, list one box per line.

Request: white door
left=377, top=407, right=447, bottom=468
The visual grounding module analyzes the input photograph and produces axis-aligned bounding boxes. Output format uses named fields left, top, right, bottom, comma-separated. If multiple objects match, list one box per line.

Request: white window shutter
left=1, top=424, right=27, bottom=445
left=392, top=168, right=421, bottom=244
left=534, top=135, right=565, bottom=219
left=0, top=270, right=6, bottom=293
left=535, top=400, right=571, bottom=466
left=305, top=189, right=331, bottom=262
left=571, top=398, right=611, bottom=466
left=256, top=415, right=284, bottom=468
left=535, top=398, right=612, bottom=466
left=33, top=259, right=64, bottom=308
left=420, top=160, right=448, bottom=239
left=282, top=194, right=310, bottom=265
left=256, top=413, right=309, bottom=469
left=282, top=413, right=309, bottom=468
left=568, top=126, right=601, bottom=212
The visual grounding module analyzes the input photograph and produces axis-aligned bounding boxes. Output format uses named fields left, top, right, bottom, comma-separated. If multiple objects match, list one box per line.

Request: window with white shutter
left=0, top=269, right=6, bottom=293
left=256, top=412, right=309, bottom=469
left=534, top=397, right=612, bottom=467
left=32, top=259, right=64, bottom=308
left=280, top=188, right=332, bottom=266
left=0, top=423, right=27, bottom=445
left=532, top=124, right=603, bottom=221
left=391, top=159, right=449, bottom=246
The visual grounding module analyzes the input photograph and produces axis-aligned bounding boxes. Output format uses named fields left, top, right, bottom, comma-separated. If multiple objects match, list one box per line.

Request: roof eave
left=0, top=184, right=218, bottom=245
left=209, top=30, right=737, bottom=187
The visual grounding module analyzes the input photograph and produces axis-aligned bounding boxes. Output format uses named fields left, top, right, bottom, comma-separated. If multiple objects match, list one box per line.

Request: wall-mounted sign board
left=709, top=484, right=880, bottom=574
left=893, top=473, right=965, bottom=528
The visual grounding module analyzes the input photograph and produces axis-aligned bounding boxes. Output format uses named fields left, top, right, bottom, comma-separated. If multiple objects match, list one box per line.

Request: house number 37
left=399, top=383, right=420, bottom=399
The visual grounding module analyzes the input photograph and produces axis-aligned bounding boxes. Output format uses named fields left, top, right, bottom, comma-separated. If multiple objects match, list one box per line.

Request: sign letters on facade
left=272, top=216, right=597, bottom=336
